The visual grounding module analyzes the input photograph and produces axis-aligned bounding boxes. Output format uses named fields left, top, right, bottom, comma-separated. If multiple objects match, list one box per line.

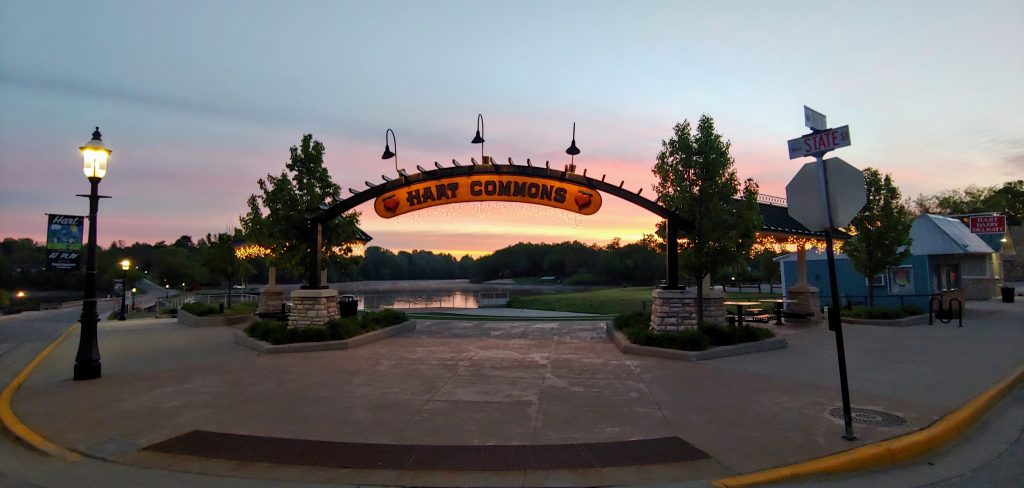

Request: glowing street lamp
left=119, top=259, right=130, bottom=321
left=74, top=127, right=112, bottom=381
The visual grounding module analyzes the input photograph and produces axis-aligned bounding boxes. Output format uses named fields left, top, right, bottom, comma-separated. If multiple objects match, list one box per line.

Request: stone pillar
left=257, top=266, right=285, bottom=316
left=649, top=288, right=726, bottom=331
left=795, top=245, right=808, bottom=288
left=786, top=245, right=822, bottom=320
left=289, top=288, right=339, bottom=327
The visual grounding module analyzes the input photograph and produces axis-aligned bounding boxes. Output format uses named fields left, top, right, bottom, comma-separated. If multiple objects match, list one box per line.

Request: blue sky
left=2, top=0, right=1022, bottom=255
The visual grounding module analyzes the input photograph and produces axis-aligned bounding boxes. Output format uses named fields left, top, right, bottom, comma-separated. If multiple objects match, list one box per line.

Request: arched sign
left=374, top=174, right=602, bottom=218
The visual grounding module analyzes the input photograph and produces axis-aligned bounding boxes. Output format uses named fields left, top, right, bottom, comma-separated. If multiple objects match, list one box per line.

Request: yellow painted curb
left=714, top=363, right=1024, bottom=487
left=0, top=324, right=83, bottom=462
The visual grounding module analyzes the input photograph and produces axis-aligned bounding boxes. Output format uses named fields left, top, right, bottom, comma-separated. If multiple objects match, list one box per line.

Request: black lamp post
left=565, top=122, right=581, bottom=173
left=471, top=114, right=485, bottom=164
left=381, top=128, right=398, bottom=173
left=119, top=259, right=130, bottom=320
left=74, top=127, right=111, bottom=381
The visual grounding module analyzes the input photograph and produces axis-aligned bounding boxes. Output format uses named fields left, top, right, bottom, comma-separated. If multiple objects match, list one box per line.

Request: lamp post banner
left=374, top=174, right=602, bottom=218
left=45, top=213, right=84, bottom=270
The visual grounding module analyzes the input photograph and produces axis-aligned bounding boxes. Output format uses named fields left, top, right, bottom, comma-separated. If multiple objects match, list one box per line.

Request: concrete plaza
left=7, top=298, right=1024, bottom=486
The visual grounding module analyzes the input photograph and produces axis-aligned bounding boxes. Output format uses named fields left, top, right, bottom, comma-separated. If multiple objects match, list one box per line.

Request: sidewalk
left=7, top=299, right=1024, bottom=486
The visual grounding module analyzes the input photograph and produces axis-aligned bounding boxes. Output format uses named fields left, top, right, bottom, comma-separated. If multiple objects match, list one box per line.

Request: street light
left=381, top=128, right=398, bottom=173
left=565, top=122, right=581, bottom=173
left=471, top=114, right=485, bottom=164
left=131, top=287, right=137, bottom=311
left=74, top=127, right=111, bottom=381
left=119, top=259, right=130, bottom=320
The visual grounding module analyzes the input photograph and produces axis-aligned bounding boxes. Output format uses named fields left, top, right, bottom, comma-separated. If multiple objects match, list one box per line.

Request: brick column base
left=289, top=289, right=339, bottom=327
left=257, top=286, right=286, bottom=316
left=786, top=286, right=821, bottom=320
left=649, top=288, right=726, bottom=332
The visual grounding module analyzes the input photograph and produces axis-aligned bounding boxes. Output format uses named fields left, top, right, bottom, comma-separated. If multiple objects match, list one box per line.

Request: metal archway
left=304, top=162, right=695, bottom=289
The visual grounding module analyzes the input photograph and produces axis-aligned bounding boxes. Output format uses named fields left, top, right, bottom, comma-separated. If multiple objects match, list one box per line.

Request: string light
left=234, top=243, right=273, bottom=260
left=749, top=233, right=844, bottom=256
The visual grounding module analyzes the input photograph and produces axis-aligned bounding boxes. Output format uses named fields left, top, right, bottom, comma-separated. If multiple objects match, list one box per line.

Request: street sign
left=804, top=106, right=827, bottom=131
left=785, top=157, right=867, bottom=231
left=788, top=125, right=851, bottom=160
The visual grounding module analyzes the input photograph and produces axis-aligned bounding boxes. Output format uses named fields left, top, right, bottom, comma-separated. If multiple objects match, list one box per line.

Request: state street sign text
left=374, top=174, right=602, bottom=218
left=788, top=125, right=851, bottom=160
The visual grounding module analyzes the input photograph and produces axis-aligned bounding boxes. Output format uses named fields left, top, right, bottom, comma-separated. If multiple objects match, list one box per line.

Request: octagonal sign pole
left=784, top=110, right=862, bottom=442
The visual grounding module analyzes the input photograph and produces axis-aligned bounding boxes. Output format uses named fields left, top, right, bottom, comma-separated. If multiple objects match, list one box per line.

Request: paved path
left=2, top=299, right=1023, bottom=486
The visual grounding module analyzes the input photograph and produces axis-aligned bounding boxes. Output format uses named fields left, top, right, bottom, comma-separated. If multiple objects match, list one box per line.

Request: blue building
left=777, top=214, right=999, bottom=310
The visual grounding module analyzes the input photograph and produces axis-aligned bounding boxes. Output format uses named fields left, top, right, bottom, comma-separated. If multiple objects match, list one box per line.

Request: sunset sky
left=2, top=0, right=1022, bottom=257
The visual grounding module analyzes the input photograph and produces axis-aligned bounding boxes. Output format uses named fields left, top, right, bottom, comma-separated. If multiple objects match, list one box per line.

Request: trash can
left=1002, top=286, right=1016, bottom=303
left=338, top=294, right=358, bottom=316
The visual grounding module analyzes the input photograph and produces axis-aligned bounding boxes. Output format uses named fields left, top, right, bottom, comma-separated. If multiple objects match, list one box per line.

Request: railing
left=757, top=193, right=787, bottom=207
left=820, top=293, right=939, bottom=310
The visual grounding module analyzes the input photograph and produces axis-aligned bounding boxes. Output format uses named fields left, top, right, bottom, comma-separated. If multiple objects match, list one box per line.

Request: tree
left=652, top=115, right=761, bottom=325
left=909, top=179, right=1022, bottom=225
left=240, top=134, right=360, bottom=283
left=844, top=168, right=912, bottom=307
left=199, top=231, right=252, bottom=308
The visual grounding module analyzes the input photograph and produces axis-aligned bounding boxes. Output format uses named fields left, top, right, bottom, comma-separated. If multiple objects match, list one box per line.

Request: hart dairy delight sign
left=969, top=215, right=1005, bottom=233
left=374, top=174, right=602, bottom=218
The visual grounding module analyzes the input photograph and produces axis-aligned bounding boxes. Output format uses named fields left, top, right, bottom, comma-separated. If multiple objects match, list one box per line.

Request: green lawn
left=509, top=287, right=782, bottom=316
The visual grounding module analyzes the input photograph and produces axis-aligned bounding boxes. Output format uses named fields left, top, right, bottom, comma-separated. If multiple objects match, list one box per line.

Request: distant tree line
left=910, top=179, right=1023, bottom=225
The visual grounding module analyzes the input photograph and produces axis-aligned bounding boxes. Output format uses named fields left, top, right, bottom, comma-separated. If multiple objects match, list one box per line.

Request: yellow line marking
left=0, top=324, right=83, bottom=462
left=714, top=364, right=1024, bottom=487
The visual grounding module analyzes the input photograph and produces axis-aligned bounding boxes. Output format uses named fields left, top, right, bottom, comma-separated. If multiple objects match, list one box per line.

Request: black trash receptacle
left=338, top=294, right=358, bottom=316
left=1002, top=286, right=1015, bottom=303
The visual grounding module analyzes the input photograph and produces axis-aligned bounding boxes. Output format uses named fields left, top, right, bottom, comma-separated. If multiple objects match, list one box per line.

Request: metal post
left=665, top=218, right=679, bottom=289
left=119, top=268, right=128, bottom=320
left=817, top=154, right=856, bottom=441
left=74, top=178, right=103, bottom=380
left=304, top=220, right=325, bottom=290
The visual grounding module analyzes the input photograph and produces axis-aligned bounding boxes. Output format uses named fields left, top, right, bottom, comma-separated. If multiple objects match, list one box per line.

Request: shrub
left=326, top=316, right=362, bottom=340
left=902, top=304, right=925, bottom=316
left=181, top=302, right=218, bottom=317
left=698, top=322, right=774, bottom=347
left=626, top=326, right=710, bottom=351
left=159, top=307, right=177, bottom=316
left=222, top=301, right=257, bottom=316
left=613, top=311, right=648, bottom=330
left=246, top=319, right=289, bottom=344
left=246, top=309, right=408, bottom=344
left=360, top=309, right=407, bottom=331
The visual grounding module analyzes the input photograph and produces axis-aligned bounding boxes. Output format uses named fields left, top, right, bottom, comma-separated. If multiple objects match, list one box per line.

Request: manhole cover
left=827, top=407, right=908, bottom=427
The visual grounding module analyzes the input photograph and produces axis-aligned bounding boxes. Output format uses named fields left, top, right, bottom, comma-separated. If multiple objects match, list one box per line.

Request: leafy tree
left=240, top=134, right=360, bottom=283
left=199, top=231, right=252, bottom=307
left=652, top=115, right=761, bottom=325
left=844, top=168, right=912, bottom=307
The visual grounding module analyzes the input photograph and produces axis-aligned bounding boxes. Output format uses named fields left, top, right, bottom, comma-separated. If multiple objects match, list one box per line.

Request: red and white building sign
left=969, top=215, right=1006, bottom=233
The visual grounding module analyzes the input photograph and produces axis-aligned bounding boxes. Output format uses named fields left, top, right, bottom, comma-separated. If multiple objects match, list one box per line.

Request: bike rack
left=929, top=296, right=963, bottom=328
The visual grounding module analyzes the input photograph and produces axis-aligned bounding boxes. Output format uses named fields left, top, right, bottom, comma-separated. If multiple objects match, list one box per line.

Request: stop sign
left=785, top=157, right=867, bottom=231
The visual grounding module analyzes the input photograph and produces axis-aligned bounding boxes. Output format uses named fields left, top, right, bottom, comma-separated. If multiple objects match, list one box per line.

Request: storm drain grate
left=827, top=407, right=909, bottom=427
left=144, top=430, right=709, bottom=470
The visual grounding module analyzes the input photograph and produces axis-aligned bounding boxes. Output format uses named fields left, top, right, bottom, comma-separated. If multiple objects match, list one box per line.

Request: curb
left=713, top=363, right=1024, bottom=487
left=0, top=324, right=82, bottom=462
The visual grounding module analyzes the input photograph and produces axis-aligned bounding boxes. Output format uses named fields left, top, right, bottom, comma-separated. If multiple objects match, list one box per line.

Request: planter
left=234, top=320, right=417, bottom=354
left=178, top=309, right=257, bottom=328
left=606, top=323, right=787, bottom=361
left=841, top=314, right=930, bottom=327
